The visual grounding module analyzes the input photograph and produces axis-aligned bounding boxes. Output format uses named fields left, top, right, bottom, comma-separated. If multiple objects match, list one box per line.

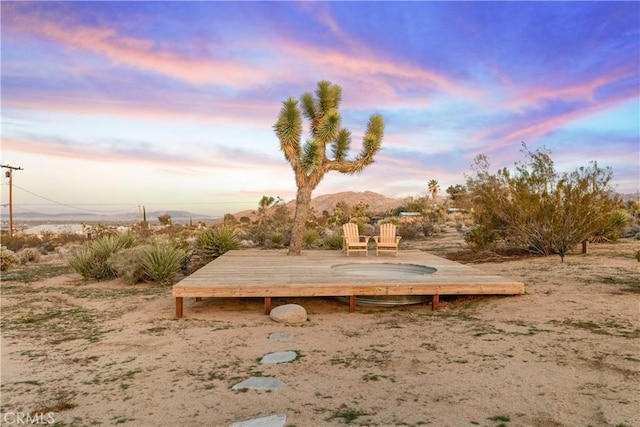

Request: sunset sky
left=2, top=1, right=639, bottom=217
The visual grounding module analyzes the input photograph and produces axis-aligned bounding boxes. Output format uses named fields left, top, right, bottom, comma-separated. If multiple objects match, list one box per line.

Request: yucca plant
left=68, top=233, right=136, bottom=280
left=270, top=232, right=285, bottom=248
left=139, top=244, right=186, bottom=286
left=196, top=226, right=240, bottom=262
left=303, top=229, right=319, bottom=248
left=68, top=248, right=101, bottom=279
left=590, top=210, right=631, bottom=243
left=322, top=232, right=344, bottom=250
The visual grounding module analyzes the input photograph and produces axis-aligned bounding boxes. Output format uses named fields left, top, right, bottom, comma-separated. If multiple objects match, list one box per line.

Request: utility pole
left=1, top=164, right=23, bottom=237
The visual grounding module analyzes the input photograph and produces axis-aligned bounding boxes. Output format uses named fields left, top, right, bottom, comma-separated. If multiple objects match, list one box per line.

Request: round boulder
left=270, top=304, right=307, bottom=324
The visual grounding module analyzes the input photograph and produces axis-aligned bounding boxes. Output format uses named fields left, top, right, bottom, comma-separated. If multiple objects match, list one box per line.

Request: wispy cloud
left=3, top=6, right=267, bottom=88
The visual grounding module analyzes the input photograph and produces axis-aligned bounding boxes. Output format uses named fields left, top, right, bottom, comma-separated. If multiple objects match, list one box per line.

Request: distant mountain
left=230, top=191, right=406, bottom=221
left=5, top=210, right=215, bottom=223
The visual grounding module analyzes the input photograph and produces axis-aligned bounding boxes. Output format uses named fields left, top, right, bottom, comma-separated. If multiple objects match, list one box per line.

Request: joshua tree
left=274, top=80, right=385, bottom=255
left=428, top=179, right=440, bottom=201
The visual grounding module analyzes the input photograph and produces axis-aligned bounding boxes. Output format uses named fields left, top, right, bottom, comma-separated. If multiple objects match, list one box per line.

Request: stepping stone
left=270, top=304, right=307, bottom=324
left=260, top=351, right=297, bottom=364
left=268, top=333, right=294, bottom=342
left=232, top=377, right=284, bottom=390
left=229, top=414, right=286, bottom=427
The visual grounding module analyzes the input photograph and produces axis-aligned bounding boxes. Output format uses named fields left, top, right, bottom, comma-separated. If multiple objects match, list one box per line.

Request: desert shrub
left=68, top=248, right=101, bottom=279
left=196, top=226, right=240, bottom=262
left=68, top=233, right=136, bottom=280
left=53, top=232, right=87, bottom=246
left=465, top=144, right=621, bottom=255
left=590, top=210, right=631, bottom=243
left=139, top=244, right=186, bottom=285
left=107, top=245, right=151, bottom=285
left=18, top=247, right=40, bottom=264
left=303, top=229, right=319, bottom=248
left=397, top=222, right=420, bottom=239
left=91, top=234, right=137, bottom=278
left=81, top=223, right=119, bottom=239
left=157, top=214, right=172, bottom=226
left=1, top=234, right=43, bottom=252
left=322, top=232, right=344, bottom=250
left=417, top=218, right=440, bottom=236
left=1, top=246, right=20, bottom=271
left=270, top=232, right=285, bottom=248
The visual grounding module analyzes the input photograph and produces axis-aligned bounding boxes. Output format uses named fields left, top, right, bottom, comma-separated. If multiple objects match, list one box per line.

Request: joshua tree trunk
left=289, top=185, right=313, bottom=255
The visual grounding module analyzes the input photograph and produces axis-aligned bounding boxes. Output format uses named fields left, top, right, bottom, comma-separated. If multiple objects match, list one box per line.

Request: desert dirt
left=1, top=232, right=639, bottom=427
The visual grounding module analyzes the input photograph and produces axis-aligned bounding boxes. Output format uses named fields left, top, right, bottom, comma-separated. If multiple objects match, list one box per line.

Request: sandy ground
left=1, top=234, right=639, bottom=427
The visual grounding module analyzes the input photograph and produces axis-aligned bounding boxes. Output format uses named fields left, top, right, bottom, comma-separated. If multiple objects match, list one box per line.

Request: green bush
left=1, top=246, right=20, bottom=271
left=195, top=226, right=240, bottom=262
left=139, top=244, right=186, bottom=285
left=465, top=144, right=622, bottom=255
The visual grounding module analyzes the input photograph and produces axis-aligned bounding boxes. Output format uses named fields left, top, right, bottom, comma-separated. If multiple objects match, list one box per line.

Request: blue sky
left=1, top=1, right=638, bottom=217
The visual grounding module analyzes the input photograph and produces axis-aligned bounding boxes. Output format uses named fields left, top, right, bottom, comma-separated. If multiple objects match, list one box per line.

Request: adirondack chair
left=342, top=223, right=370, bottom=256
left=373, top=223, right=401, bottom=256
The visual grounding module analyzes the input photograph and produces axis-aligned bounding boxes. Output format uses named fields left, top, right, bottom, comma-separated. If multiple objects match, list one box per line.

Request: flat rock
left=260, top=351, right=297, bottom=364
left=232, top=377, right=284, bottom=390
left=229, top=414, right=286, bottom=427
left=268, top=333, right=294, bottom=342
left=269, top=304, right=307, bottom=324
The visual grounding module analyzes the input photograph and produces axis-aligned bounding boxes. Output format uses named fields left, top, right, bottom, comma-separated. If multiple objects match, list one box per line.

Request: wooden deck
left=172, top=249, right=525, bottom=317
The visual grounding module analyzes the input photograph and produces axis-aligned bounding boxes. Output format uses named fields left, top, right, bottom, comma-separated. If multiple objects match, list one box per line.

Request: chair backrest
left=378, top=223, right=397, bottom=243
left=342, top=223, right=360, bottom=243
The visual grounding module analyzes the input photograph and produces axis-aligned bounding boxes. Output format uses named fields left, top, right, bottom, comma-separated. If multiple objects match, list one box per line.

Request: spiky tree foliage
left=428, top=179, right=440, bottom=200
left=274, top=80, right=385, bottom=255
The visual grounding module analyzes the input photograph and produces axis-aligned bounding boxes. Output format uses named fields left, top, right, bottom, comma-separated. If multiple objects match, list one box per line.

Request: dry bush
left=1, top=246, right=20, bottom=271
left=107, top=245, right=151, bottom=284
left=18, top=247, right=40, bottom=264
left=466, top=144, right=622, bottom=255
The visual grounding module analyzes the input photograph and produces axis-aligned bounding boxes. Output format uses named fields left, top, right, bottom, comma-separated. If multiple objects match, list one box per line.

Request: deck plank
left=172, top=249, right=524, bottom=316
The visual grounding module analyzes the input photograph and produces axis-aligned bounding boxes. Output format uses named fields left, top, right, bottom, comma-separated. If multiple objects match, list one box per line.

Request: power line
left=9, top=184, right=138, bottom=213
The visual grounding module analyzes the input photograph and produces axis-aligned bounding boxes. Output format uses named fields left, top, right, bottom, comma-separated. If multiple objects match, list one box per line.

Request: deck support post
left=264, top=297, right=272, bottom=315
left=349, top=295, right=356, bottom=312
left=195, top=297, right=202, bottom=302
left=176, top=297, right=183, bottom=318
left=432, top=294, right=439, bottom=311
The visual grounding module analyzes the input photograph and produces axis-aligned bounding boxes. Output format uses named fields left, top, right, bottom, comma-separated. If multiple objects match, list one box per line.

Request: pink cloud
left=3, top=91, right=279, bottom=129
left=3, top=10, right=267, bottom=88
left=507, top=65, right=638, bottom=109
left=1, top=135, right=282, bottom=173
